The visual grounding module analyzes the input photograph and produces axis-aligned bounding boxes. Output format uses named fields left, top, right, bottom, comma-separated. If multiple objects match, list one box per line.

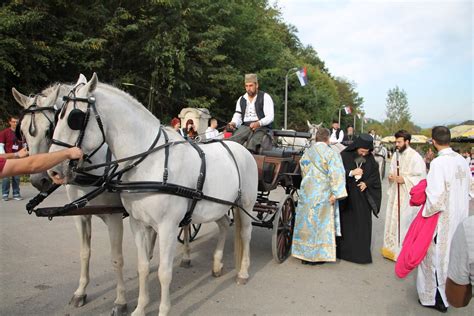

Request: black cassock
left=336, top=150, right=381, bottom=264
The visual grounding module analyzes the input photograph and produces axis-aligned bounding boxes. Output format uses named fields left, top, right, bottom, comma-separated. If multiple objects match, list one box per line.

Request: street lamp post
left=284, top=67, right=298, bottom=130
left=121, top=82, right=155, bottom=113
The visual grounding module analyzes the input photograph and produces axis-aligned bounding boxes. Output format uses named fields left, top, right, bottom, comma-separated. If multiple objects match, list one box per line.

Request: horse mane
left=94, top=83, right=160, bottom=124
left=40, top=82, right=61, bottom=96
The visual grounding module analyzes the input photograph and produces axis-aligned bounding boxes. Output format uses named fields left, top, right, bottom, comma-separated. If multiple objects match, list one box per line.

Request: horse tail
left=233, top=207, right=243, bottom=272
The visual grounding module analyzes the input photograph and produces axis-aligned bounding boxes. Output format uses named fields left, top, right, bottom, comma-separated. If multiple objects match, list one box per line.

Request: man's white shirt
left=205, top=127, right=222, bottom=140
left=231, top=92, right=274, bottom=127
left=329, top=128, right=344, bottom=143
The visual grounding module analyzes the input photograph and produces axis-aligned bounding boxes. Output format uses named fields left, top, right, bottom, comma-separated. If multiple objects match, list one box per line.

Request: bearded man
left=228, top=73, right=274, bottom=153
left=382, top=130, right=426, bottom=261
left=336, top=134, right=382, bottom=264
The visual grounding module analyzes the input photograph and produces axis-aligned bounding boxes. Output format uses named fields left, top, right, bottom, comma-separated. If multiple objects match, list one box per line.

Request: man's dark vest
left=239, top=91, right=268, bottom=126
left=332, top=128, right=341, bottom=140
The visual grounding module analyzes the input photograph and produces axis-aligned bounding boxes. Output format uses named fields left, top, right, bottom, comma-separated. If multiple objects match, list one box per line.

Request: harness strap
left=115, top=126, right=163, bottom=182
left=163, top=128, right=170, bottom=184
left=179, top=140, right=207, bottom=227
left=26, top=184, right=61, bottom=213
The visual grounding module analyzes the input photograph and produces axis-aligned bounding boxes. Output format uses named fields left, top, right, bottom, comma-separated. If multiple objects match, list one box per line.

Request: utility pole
left=284, top=67, right=298, bottom=129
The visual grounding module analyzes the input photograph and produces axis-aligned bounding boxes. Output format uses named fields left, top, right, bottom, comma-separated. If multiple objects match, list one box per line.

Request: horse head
left=48, top=73, right=104, bottom=183
left=306, top=120, right=323, bottom=140
left=12, top=85, right=60, bottom=192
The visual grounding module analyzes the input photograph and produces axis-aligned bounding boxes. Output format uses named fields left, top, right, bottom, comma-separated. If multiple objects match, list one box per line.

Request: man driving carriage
left=228, top=73, right=274, bottom=153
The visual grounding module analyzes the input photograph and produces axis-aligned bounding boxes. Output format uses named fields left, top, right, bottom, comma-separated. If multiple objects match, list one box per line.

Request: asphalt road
left=1, top=171, right=472, bottom=316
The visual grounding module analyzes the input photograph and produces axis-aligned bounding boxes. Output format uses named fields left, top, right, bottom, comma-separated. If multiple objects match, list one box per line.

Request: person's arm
left=329, top=152, right=348, bottom=200
left=446, top=278, right=472, bottom=307
left=0, top=147, right=82, bottom=177
left=258, top=93, right=274, bottom=127
left=230, top=98, right=243, bottom=127
left=446, top=220, right=472, bottom=307
left=0, top=147, right=28, bottom=159
left=423, top=159, right=446, bottom=217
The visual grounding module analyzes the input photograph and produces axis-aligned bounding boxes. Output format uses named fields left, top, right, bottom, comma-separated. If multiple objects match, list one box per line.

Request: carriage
left=14, top=74, right=316, bottom=315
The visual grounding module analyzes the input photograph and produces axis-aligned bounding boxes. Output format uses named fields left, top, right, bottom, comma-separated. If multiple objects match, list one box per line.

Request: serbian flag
left=296, top=67, right=308, bottom=86
left=344, top=106, right=352, bottom=114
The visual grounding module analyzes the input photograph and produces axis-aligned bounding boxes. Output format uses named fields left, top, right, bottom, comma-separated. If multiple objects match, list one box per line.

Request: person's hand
left=52, top=175, right=65, bottom=185
left=388, top=173, right=395, bottom=182
left=329, top=195, right=336, bottom=205
left=249, top=121, right=261, bottom=130
left=357, top=181, right=367, bottom=192
left=67, top=147, right=83, bottom=160
left=352, top=168, right=363, bottom=176
left=227, top=122, right=236, bottom=131
left=395, top=176, right=405, bottom=184
left=17, top=147, right=29, bottom=158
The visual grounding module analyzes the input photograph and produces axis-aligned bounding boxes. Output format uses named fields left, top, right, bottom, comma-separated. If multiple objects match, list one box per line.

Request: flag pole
left=284, top=67, right=298, bottom=130
left=353, top=112, right=356, bottom=133
left=396, top=149, right=401, bottom=246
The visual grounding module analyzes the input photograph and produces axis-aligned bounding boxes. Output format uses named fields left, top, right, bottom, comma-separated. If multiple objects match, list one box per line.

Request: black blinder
left=67, top=109, right=86, bottom=130
left=15, top=120, right=23, bottom=140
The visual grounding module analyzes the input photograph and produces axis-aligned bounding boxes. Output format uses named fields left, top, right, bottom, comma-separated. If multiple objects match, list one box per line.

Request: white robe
left=382, top=147, right=426, bottom=261
left=417, top=148, right=471, bottom=306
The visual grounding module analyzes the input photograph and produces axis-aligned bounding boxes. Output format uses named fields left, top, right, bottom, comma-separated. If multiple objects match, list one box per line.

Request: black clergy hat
left=344, top=133, right=374, bottom=152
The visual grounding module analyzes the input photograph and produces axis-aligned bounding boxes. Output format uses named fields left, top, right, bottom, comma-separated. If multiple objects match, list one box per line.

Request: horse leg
left=149, top=230, right=157, bottom=260
left=102, top=214, right=127, bottom=316
left=180, top=225, right=192, bottom=268
left=157, top=222, right=179, bottom=316
left=234, top=208, right=252, bottom=285
left=130, top=217, right=154, bottom=316
left=70, top=215, right=92, bottom=307
left=212, top=216, right=229, bottom=277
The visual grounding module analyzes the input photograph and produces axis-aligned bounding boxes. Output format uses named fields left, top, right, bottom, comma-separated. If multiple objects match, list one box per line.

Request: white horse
left=12, top=77, right=145, bottom=316
left=373, top=139, right=388, bottom=180
left=47, top=73, right=257, bottom=316
left=306, top=121, right=346, bottom=153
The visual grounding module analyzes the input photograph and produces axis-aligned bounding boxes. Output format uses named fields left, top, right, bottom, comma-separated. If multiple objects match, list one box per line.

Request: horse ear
left=307, top=120, right=312, bottom=128
left=12, top=88, right=31, bottom=109
left=317, top=122, right=323, bottom=128
left=43, top=84, right=60, bottom=108
left=87, top=72, right=98, bottom=93
left=76, top=73, right=87, bottom=86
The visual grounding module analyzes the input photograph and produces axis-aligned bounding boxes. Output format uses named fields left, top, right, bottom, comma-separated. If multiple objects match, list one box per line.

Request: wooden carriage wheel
left=177, top=224, right=202, bottom=244
left=272, top=195, right=296, bottom=263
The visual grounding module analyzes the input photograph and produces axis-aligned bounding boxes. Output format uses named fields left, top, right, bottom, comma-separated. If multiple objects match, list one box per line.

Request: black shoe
left=418, top=299, right=448, bottom=313
left=301, top=260, right=325, bottom=266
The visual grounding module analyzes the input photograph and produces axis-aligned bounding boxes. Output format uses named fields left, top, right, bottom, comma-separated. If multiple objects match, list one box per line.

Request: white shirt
left=205, top=127, right=222, bottom=140
left=231, top=92, right=274, bottom=127
left=329, top=128, right=344, bottom=144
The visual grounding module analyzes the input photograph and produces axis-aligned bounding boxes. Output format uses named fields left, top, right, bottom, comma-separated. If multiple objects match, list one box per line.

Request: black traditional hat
left=343, top=133, right=374, bottom=152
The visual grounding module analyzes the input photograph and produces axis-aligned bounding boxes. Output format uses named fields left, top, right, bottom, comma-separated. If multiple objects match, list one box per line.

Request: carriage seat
left=260, top=148, right=292, bottom=158
left=272, top=130, right=312, bottom=139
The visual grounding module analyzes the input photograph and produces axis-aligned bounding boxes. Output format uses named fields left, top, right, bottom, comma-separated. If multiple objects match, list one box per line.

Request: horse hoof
left=180, top=259, right=192, bottom=268
left=235, top=276, right=248, bottom=285
left=212, top=267, right=223, bottom=278
left=69, top=294, right=87, bottom=307
left=111, top=303, right=127, bottom=316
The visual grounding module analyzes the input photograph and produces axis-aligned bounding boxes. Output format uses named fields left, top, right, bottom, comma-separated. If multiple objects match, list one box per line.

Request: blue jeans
left=2, top=176, right=21, bottom=197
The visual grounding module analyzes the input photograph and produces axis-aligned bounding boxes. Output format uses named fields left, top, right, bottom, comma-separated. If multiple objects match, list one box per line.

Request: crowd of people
left=1, top=72, right=472, bottom=312
left=294, top=124, right=472, bottom=312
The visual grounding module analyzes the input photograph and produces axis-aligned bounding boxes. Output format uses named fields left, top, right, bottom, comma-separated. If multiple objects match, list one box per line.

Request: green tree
left=384, top=86, right=412, bottom=133
left=1, top=0, right=364, bottom=133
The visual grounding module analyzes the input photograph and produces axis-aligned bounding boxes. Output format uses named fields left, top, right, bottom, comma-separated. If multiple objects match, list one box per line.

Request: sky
left=278, top=0, right=473, bottom=127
